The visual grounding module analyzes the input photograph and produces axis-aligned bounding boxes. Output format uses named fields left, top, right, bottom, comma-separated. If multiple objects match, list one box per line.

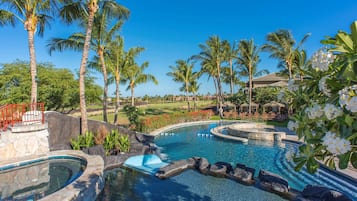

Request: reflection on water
left=98, top=167, right=286, bottom=201
left=0, top=158, right=85, bottom=200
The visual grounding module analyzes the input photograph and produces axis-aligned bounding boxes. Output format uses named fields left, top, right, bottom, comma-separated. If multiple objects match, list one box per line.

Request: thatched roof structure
left=248, top=73, right=288, bottom=88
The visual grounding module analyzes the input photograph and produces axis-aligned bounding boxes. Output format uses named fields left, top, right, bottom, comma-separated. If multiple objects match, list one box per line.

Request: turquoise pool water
left=99, top=122, right=357, bottom=201
left=0, top=156, right=86, bottom=201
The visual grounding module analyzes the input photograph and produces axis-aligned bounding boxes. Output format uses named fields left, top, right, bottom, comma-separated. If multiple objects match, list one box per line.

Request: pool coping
left=0, top=150, right=104, bottom=201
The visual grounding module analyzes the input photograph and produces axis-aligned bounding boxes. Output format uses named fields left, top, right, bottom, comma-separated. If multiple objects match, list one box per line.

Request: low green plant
left=103, top=130, right=117, bottom=155
left=117, top=134, right=130, bottom=153
left=70, top=131, right=95, bottom=150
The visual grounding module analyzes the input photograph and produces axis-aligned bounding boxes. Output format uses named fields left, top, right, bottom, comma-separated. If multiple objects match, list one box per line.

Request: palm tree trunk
left=287, top=60, right=292, bottom=79
left=99, top=49, right=108, bottom=122
left=28, top=29, right=37, bottom=106
left=248, top=66, right=252, bottom=115
left=193, top=93, right=197, bottom=111
left=131, top=86, right=135, bottom=106
left=213, top=78, right=219, bottom=113
left=79, top=1, right=98, bottom=134
left=113, top=75, right=120, bottom=125
left=229, top=59, right=233, bottom=96
left=186, top=89, right=190, bottom=112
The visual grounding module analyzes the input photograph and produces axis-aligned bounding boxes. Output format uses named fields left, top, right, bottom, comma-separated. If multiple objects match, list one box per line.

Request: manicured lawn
left=88, top=100, right=215, bottom=125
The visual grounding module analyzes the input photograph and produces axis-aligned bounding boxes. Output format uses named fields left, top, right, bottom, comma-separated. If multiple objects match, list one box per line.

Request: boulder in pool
left=209, top=163, right=228, bottom=177
left=295, top=185, right=352, bottom=201
left=192, top=157, right=210, bottom=174
left=156, top=159, right=194, bottom=179
left=258, top=169, right=289, bottom=193
left=232, top=163, right=255, bottom=185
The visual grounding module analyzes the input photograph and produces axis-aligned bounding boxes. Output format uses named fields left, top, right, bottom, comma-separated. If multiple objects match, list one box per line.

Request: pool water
left=0, top=157, right=86, bottom=201
left=99, top=122, right=357, bottom=201
left=100, top=167, right=287, bottom=201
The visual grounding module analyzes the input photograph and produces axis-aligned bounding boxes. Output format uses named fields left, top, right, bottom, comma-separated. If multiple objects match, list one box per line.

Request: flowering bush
left=282, top=21, right=357, bottom=173
left=139, top=110, right=213, bottom=132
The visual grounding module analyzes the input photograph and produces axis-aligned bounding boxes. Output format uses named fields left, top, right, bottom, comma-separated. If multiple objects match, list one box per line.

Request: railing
left=0, top=103, right=45, bottom=131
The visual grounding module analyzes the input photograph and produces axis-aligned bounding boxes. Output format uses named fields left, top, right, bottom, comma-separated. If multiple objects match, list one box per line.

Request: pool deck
left=149, top=120, right=357, bottom=182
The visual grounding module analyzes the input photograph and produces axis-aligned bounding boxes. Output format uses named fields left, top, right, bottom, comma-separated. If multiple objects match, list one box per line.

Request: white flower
left=345, top=96, right=357, bottom=113
left=312, top=49, right=335, bottom=72
left=287, top=120, right=299, bottom=131
left=323, top=104, right=343, bottom=120
left=322, top=131, right=351, bottom=155
left=305, top=104, right=324, bottom=119
left=288, top=79, right=298, bottom=92
left=318, top=76, right=331, bottom=97
left=339, top=85, right=357, bottom=113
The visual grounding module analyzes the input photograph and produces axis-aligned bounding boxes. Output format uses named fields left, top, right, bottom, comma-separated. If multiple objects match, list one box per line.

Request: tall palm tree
left=195, top=36, right=225, bottom=118
left=262, top=29, right=310, bottom=79
left=56, top=0, right=128, bottom=132
left=125, top=61, right=158, bottom=106
left=167, top=59, right=200, bottom=111
left=222, top=40, right=239, bottom=96
left=106, top=36, right=145, bottom=124
left=237, top=39, right=268, bottom=114
left=0, top=0, right=57, bottom=105
left=49, top=1, right=128, bottom=124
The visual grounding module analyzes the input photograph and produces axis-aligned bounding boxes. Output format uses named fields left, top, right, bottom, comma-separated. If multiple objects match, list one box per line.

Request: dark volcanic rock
left=232, top=163, right=255, bottom=184
left=294, top=185, right=352, bottom=201
left=156, top=159, right=194, bottom=179
left=209, top=163, right=228, bottom=177
left=258, top=170, right=289, bottom=193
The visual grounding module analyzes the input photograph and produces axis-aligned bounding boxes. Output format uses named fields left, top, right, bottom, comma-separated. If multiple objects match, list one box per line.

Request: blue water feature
left=154, top=122, right=357, bottom=200
left=123, top=154, right=168, bottom=175
left=98, top=122, right=357, bottom=201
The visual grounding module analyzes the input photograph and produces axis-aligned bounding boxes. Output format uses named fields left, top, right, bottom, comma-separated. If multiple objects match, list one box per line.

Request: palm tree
left=49, top=1, right=128, bottom=124
left=293, top=49, right=310, bottom=81
left=262, top=29, right=310, bottom=79
left=222, top=40, right=239, bottom=96
left=237, top=39, right=268, bottom=114
left=0, top=0, right=57, bottom=105
left=167, top=59, right=200, bottom=111
left=195, top=36, right=225, bottom=118
left=56, top=0, right=128, bottom=132
left=125, top=61, right=158, bottom=106
left=106, top=36, right=145, bottom=124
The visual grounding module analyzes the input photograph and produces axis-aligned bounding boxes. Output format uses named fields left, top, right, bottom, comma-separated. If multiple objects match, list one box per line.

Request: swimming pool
left=0, top=156, right=86, bottom=200
left=99, top=122, right=357, bottom=201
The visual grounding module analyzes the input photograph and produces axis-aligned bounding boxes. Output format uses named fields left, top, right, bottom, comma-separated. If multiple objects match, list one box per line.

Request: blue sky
left=1, top=0, right=356, bottom=97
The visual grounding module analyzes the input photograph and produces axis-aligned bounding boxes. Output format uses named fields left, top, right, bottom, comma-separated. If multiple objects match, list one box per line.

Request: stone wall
left=45, top=111, right=153, bottom=151
left=0, top=125, right=49, bottom=160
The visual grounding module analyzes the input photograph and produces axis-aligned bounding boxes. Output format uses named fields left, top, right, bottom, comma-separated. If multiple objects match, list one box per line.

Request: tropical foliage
left=237, top=39, right=269, bottom=114
left=0, top=0, right=58, bottom=104
left=167, top=59, right=200, bottom=111
left=285, top=21, right=357, bottom=173
left=0, top=61, right=102, bottom=110
left=262, top=29, right=310, bottom=79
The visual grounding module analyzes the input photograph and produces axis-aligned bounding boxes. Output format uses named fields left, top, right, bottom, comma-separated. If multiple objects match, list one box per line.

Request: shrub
left=139, top=110, right=214, bottom=132
left=123, top=105, right=140, bottom=130
left=70, top=131, right=95, bottom=150
left=283, top=21, right=357, bottom=173
left=95, top=125, right=108, bottom=145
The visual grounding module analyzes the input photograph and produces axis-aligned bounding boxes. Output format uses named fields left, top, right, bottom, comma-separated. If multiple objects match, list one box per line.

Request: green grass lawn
left=88, top=100, right=215, bottom=125
left=88, top=100, right=289, bottom=128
